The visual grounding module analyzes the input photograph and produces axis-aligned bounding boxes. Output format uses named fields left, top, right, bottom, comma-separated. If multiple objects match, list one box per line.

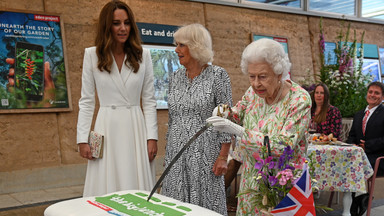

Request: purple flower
left=268, top=161, right=276, bottom=169
left=254, top=162, right=263, bottom=170
left=278, top=145, right=294, bottom=169
left=254, top=156, right=274, bottom=170
left=319, top=34, right=325, bottom=54
left=269, top=176, right=278, bottom=186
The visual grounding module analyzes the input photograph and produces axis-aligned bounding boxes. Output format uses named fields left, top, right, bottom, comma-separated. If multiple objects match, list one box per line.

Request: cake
left=44, top=190, right=222, bottom=216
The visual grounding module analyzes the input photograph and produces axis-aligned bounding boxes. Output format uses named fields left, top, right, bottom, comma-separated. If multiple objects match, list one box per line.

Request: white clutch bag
left=88, top=131, right=104, bottom=159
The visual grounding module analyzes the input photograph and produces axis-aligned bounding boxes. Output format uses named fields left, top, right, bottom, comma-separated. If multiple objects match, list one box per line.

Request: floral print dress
left=230, top=81, right=312, bottom=215
left=311, top=105, right=342, bottom=140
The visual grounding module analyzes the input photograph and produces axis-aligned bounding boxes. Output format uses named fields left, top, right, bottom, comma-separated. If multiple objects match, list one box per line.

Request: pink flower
left=279, top=177, right=287, bottom=185
left=285, top=122, right=293, bottom=130
left=252, top=152, right=262, bottom=161
left=258, top=120, right=264, bottom=128
left=276, top=169, right=294, bottom=186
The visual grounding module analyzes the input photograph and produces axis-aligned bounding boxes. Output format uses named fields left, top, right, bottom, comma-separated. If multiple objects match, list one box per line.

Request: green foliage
left=150, top=48, right=180, bottom=104
left=15, top=48, right=44, bottom=95
left=0, top=87, right=27, bottom=109
left=318, top=19, right=372, bottom=117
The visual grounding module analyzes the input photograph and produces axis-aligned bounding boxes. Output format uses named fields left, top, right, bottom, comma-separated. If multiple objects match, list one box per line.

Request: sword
left=264, top=136, right=271, bottom=157
left=147, top=123, right=211, bottom=201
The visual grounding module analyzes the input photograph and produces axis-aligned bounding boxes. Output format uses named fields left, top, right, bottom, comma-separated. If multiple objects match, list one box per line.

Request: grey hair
left=173, top=23, right=213, bottom=65
left=240, top=38, right=291, bottom=81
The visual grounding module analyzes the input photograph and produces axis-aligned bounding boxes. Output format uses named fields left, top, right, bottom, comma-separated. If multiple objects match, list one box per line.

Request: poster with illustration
left=379, top=47, right=384, bottom=76
left=324, top=42, right=337, bottom=65
left=143, top=44, right=180, bottom=109
left=252, top=34, right=289, bottom=55
left=360, top=58, right=382, bottom=82
left=0, top=10, right=71, bottom=112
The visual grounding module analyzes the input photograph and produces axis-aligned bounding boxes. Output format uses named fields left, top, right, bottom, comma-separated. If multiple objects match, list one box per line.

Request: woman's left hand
left=147, top=139, right=158, bottom=162
left=213, top=156, right=228, bottom=176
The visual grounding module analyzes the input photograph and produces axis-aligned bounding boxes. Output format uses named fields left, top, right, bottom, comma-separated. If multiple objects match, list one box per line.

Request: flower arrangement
left=239, top=142, right=320, bottom=215
left=318, top=18, right=373, bottom=117
left=247, top=145, right=299, bottom=214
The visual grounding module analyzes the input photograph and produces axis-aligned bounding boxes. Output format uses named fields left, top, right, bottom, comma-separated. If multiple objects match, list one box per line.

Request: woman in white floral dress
left=207, top=38, right=312, bottom=215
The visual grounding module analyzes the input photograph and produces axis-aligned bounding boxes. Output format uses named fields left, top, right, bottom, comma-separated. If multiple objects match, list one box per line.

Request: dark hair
left=311, top=83, right=330, bottom=123
left=95, top=0, right=142, bottom=73
left=368, top=81, right=384, bottom=95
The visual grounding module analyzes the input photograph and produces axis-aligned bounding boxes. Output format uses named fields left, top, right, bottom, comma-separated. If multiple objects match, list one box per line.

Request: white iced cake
left=44, top=190, right=222, bottom=216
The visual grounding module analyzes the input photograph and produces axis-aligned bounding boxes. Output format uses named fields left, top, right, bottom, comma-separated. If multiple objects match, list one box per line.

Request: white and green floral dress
left=230, top=81, right=311, bottom=215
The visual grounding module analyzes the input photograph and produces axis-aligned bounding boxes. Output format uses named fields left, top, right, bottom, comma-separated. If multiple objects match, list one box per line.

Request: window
left=243, top=0, right=301, bottom=8
left=193, top=0, right=384, bottom=23
left=362, top=0, right=384, bottom=19
left=309, top=0, right=355, bottom=16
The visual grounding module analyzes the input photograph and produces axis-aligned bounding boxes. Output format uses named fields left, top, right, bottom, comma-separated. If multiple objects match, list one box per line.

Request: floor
left=0, top=185, right=83, bottom=216
left=0, top=179, right=383, bottom=216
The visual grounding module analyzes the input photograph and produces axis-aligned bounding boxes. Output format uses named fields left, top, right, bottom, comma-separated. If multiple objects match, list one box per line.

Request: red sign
left=34, top=14, right=60, bottom=22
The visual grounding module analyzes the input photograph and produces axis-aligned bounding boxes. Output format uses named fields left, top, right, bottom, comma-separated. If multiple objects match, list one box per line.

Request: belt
left=100, top=105, right=137, bottom=109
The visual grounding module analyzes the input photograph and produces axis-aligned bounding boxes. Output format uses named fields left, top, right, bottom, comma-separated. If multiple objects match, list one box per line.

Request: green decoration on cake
left=95, top=193, right=187, bottom=216
left=135, top=192, right=148, bottom=197
left=162, top=202, right=177, bottom=206
left=150, top=197, right=161, bottom=202
left=177, top=206, right=192, bottom=212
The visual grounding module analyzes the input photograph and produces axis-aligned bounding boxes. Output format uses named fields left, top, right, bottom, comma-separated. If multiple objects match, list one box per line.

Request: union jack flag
left=271, top=164, right=316, bottom=216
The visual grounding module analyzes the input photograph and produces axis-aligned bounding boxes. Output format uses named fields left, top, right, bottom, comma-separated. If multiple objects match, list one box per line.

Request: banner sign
left=0, top=10, right=71, bottom=112
left=137, top=23, right=179, bottom=45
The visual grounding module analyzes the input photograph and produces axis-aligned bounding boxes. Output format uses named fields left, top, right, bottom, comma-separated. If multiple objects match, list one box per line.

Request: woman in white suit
left=77, top=0, right=158, bottom=197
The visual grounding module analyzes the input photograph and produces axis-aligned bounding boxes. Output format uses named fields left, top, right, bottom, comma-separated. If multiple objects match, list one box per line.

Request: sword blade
left=147, top=123, right=211, bottom=201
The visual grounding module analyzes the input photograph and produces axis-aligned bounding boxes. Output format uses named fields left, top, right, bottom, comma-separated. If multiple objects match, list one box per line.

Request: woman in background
left=162, top=23, right=232, bottom=215
left=311, top=83, right=342, bottom=140
left=77, top=0, right=157, bottom=197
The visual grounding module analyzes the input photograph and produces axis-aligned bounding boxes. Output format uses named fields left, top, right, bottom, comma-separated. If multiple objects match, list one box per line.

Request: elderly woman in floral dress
left=207, top=38, right=312, bottom=215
